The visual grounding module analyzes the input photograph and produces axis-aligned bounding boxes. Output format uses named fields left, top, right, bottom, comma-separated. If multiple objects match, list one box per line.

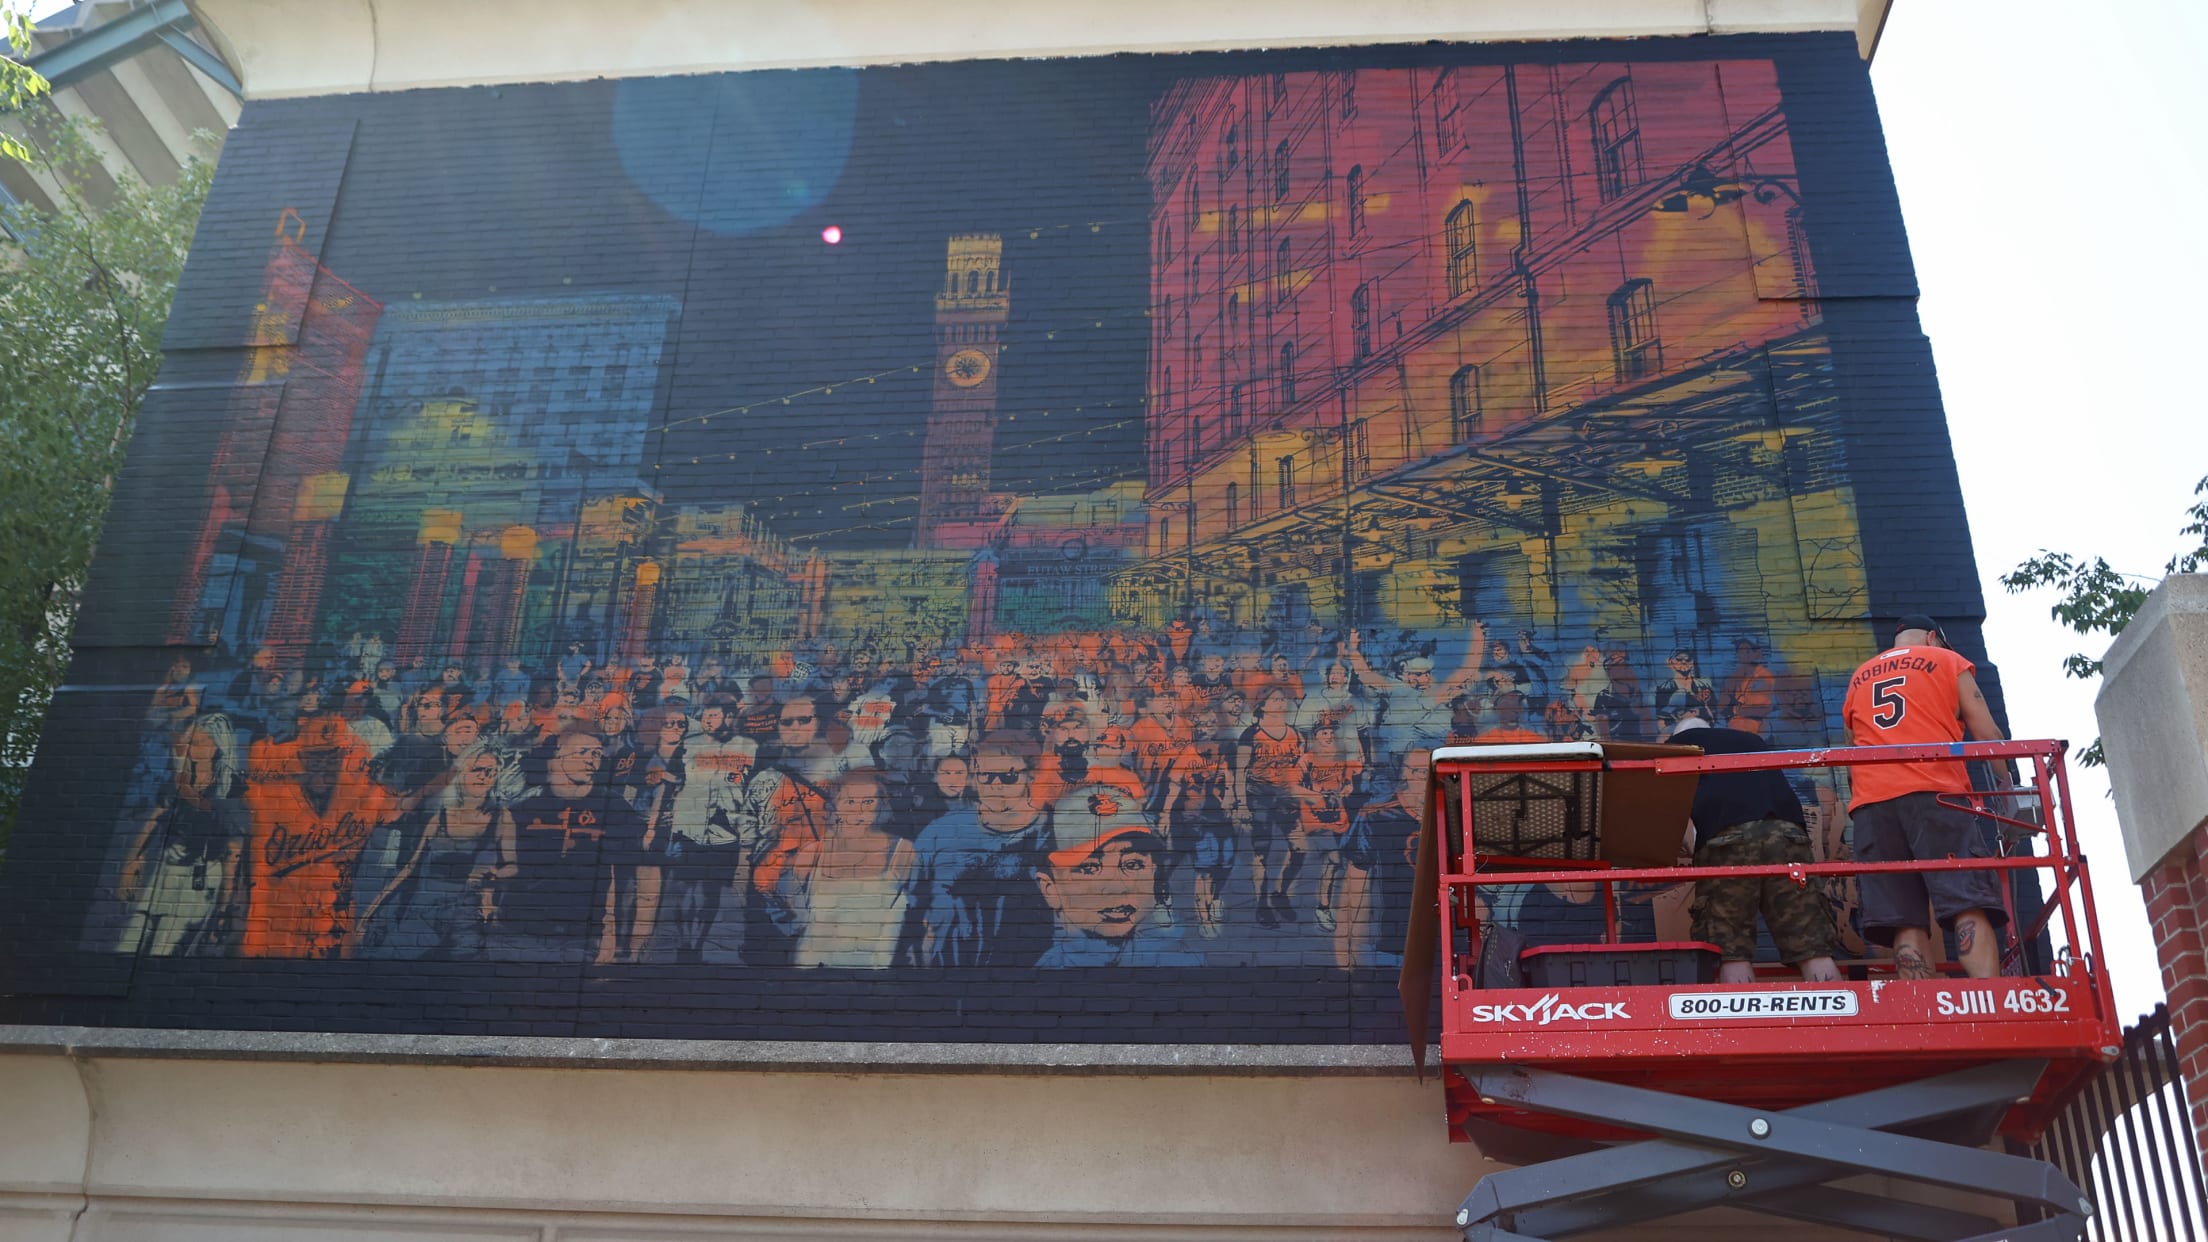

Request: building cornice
left=192, top=0, right=1892, bottom=100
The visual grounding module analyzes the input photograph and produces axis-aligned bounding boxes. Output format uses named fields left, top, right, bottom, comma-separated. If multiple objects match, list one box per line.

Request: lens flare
left=821, top=225, right=843, bottom=245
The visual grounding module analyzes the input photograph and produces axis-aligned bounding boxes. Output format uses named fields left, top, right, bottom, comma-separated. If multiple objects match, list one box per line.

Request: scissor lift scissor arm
left=1400, top=740, right=2117, bottom=1241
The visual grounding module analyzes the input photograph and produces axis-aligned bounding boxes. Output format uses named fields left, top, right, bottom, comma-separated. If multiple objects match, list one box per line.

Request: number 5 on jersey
left=1871, top=677, right=1907, bottom=729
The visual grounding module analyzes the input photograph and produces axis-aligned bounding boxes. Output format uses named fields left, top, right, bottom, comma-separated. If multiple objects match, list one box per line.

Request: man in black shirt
left=504, top=727, right=645, bottom=962
left=1669, top=709, right=1841, bottom=983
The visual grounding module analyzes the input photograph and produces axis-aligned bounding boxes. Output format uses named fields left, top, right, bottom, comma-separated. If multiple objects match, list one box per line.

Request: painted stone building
left=1137, top=60, right=1861, bottom=744
left=0, top=2, right=2024, bottom=1237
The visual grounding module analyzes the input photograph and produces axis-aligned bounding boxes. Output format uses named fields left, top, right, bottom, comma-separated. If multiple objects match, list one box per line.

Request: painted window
left=1607, top=278, right=1662, bottom=381
left=1226, top=481, right=1240, bottom=527
left=1434, top=68, right=1458, bottom=153
left=1351, top=282, right=1373, bottom=360
left=1277, top=455, right=1297, bottom=509
left=1279, top=342, right=1297, bottom=406
left=1451, top=363, right=1483, bottom=440
left=1275, top=237, right=1293, bottom=303
left=1274, top=140, right=1291, bottom=201
left=1346, top=164, right=1365, bottom=236
left=1445, top=199, right=1477, bottom=297
left=1589, top=76, right=1643, bottom=201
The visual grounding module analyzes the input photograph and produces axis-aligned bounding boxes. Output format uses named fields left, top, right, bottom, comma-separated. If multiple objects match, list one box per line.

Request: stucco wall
left=0, top=1042, right=1993, bottom=1239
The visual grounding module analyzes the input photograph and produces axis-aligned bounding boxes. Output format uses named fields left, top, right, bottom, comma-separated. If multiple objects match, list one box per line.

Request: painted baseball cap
left=1402, top=656, right=1436, bottom=673
left=1894, top=613, right=1948, bottom=644
left=1045, top=786, right=1161, bottom=869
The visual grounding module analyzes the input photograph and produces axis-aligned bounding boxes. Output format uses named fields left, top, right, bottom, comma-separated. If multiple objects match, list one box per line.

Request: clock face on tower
left=944, top=348, right=993, bottom=388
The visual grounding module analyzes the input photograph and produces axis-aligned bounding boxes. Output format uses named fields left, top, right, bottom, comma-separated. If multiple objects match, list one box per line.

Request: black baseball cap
left=1893, top=613, right=1948, bottom=644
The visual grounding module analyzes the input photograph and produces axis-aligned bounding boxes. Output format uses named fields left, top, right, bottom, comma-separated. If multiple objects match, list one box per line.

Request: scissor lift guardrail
left=1398, top=740, right=2117, bottom=1241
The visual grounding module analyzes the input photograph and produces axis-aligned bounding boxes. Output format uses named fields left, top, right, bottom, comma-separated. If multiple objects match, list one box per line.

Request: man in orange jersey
left=1128, top=687, right=1193, bottom=797
left=1841, top=614, right=2007, bottom=980
left=240, top=716, right=451, bottom=958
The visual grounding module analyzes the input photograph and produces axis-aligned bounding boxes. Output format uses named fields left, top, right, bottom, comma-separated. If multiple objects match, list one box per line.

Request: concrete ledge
left=195, top=0, right=1885, bottom=100
left=0, top=1051, right=1473, bottom=1231
left=2096, top=574, right=2208, bottom=880
left=0, top=1024, right=1426, bottom=1075
left=0, top=1042, right=1987, bottom=1238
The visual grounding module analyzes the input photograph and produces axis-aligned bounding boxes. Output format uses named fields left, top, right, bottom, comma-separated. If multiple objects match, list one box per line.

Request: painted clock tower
left=916, top=233, right=1009, bottom=549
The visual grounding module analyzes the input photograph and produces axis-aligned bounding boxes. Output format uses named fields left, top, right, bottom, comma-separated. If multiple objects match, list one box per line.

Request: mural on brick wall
left=67, top=52, right=1884, bottom=978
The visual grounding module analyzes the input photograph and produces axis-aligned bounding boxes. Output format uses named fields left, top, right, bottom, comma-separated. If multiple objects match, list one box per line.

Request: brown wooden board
left=1398, top=742, right=1705, bottom=1072
left=1401, top=761, right=1443, bottom=1077
left=1591, top=742, right=1705, bottom=867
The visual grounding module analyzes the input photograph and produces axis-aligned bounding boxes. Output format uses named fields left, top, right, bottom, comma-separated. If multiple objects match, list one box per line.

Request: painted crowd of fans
left=106, top=616, right=1832, bottom=968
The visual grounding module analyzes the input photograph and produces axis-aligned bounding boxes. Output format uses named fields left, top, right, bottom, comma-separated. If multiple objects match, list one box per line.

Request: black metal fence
left=2018, top=1005, right=2208, bottom=1240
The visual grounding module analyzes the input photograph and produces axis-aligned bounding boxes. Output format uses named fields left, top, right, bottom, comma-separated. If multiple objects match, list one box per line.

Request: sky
left=1873, top=0, right=2208, bottom=1020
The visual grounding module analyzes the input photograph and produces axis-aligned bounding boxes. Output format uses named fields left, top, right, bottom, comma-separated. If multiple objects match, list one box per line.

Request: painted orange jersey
left=1130, top=716, right=1193, bottom=785
left=1841, top=645, right=1975, bottom=809
left=241, top=734, right=395, bottom=958
left=749, top=771, right=830, bottom=897
left=983, top=673, right=1022, bottom=731
left=1164, top=737, right=1227, bottom=792
left=1301, top=750, right=1362, bottom=834
left=1240, top=724, right=1308, bottom=788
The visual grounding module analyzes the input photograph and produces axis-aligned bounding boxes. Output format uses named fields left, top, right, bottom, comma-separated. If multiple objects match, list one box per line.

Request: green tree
left=0, top=113, right=214, bottom=851
left=2000, top=475, right=2208, bottom=767
left=1, top=5, right=47, bottom=162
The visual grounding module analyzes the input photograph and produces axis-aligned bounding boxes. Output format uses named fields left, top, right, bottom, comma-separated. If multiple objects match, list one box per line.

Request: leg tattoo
left=1894, top=945, right=1936, bottom=981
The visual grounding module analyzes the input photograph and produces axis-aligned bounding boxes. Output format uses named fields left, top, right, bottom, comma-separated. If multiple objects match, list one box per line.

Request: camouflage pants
left=1690, top=817, right=1839, bottom=964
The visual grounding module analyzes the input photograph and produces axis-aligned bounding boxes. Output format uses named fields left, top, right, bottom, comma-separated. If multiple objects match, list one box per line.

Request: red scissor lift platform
left=1400, top=739, right=2116, bottom=1241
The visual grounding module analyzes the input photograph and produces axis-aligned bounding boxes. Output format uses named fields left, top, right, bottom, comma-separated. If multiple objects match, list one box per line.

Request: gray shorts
left=1853, top=791, right=2007, bottom=947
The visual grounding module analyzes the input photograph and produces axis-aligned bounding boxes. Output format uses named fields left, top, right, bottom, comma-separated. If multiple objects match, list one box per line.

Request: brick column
left=2142, top=840, right=2208, bottom=1148
left=2098, top=574, right=2208, bottom=1171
